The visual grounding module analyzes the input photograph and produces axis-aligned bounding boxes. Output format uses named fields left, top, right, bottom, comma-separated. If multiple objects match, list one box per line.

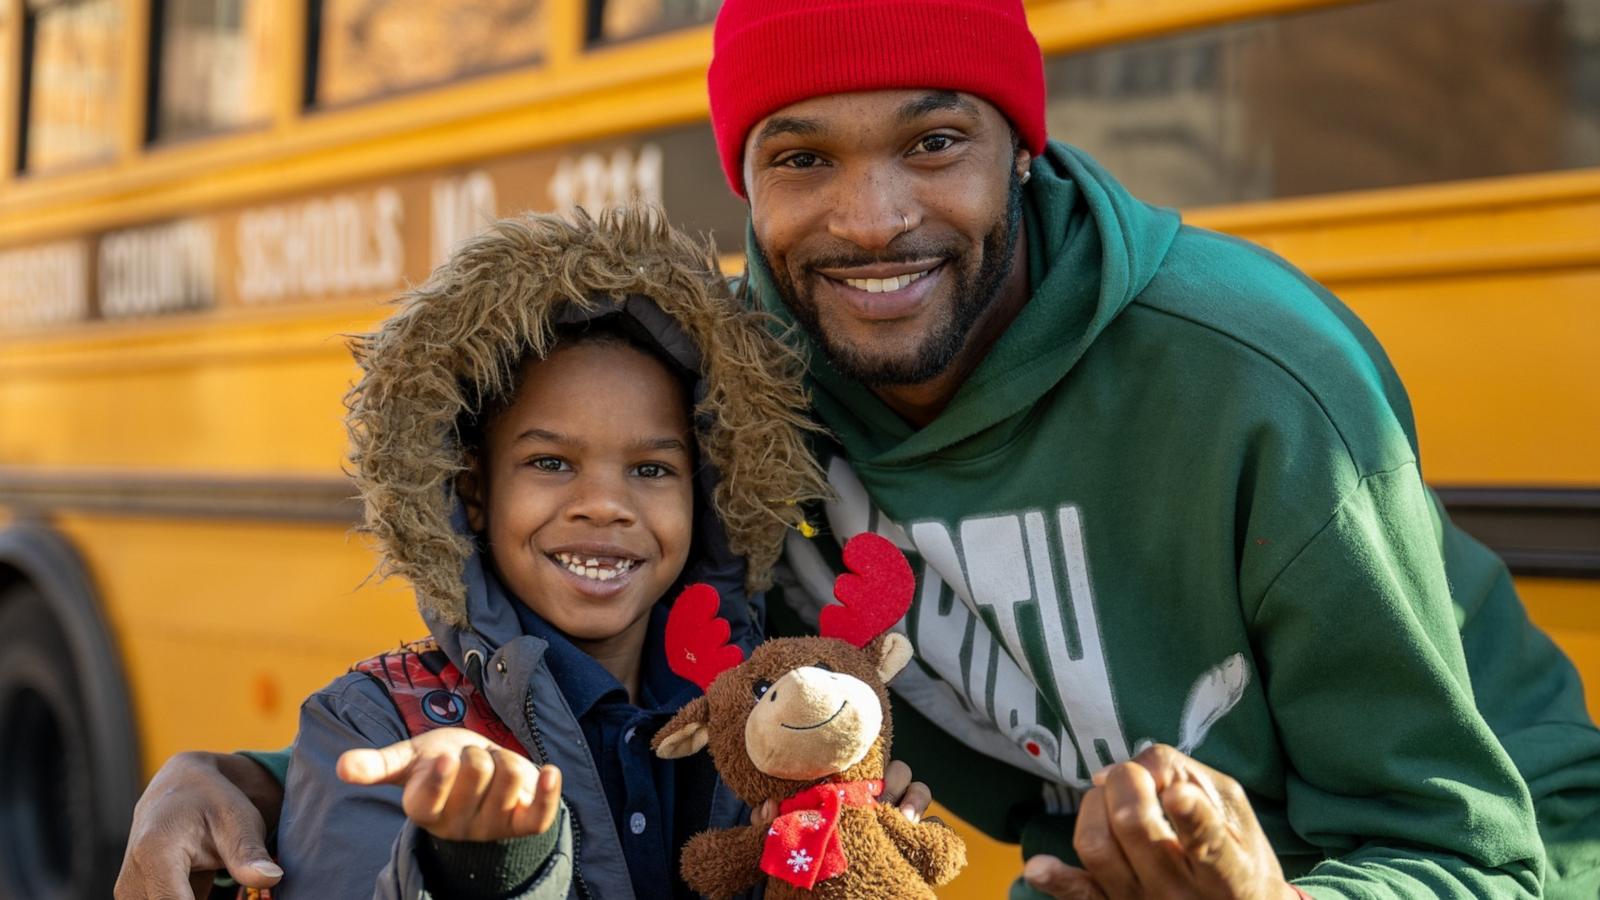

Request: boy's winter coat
left=276, top=210, right=825, bottom=899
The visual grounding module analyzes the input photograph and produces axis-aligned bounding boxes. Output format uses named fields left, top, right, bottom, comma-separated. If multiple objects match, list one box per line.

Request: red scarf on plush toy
left=760, top=778, right=883, bottom=889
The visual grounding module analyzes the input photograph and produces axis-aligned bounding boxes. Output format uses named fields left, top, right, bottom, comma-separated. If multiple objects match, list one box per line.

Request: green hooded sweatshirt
left=748, top=141, right=1600, bottom=899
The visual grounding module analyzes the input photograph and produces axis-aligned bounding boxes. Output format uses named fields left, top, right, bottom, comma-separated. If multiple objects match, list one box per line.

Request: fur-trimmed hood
left=346, top=207, right=827, bottom=628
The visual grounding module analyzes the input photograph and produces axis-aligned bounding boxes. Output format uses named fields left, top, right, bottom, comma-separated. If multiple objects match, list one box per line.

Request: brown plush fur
left=344, top=207, right=828, bottom=625
left=655, top=635, right=967, bottom=898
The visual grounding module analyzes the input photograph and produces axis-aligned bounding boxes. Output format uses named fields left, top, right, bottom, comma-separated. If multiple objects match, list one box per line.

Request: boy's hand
left=1024, top=745, right=1297, bottom=900
left=338, top=728, right=563, bottom=842
left=751, top=759, right=932, bottom=826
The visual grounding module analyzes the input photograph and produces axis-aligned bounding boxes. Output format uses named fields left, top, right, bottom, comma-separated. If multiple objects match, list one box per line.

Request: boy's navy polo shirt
left=515, top=600, right=701, bottom=900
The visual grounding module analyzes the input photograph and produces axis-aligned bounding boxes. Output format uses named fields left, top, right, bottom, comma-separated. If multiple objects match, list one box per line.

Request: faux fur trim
left=345, top=207, right=828, bottom=626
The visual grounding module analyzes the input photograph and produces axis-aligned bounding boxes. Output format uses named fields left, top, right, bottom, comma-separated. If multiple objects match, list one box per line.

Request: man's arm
left=234, top=748, right=291, bottom=797
left=1025, top=463, right=1545, bottom=900
left=114, top=750, right=286, bottom=900
left=1245, top=464, right=1543, bottom=898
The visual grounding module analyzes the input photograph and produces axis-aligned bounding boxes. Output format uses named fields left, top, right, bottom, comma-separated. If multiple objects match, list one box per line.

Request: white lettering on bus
left=236, top=187, right=405, bottom=304
left=0, top=241, right=88, bottom=330
left=99, top=220, right=217, bottom=319
left=547, top=143, right=664, bottom=216
left=431, top=171, right=498, bottom=267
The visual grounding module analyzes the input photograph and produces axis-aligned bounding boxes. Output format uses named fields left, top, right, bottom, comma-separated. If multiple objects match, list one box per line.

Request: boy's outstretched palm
left=338, top=728, right=563, bottom=842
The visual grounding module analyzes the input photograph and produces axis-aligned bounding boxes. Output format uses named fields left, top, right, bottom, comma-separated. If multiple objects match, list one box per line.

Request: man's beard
left=756, top=168, right=1024, bottom=388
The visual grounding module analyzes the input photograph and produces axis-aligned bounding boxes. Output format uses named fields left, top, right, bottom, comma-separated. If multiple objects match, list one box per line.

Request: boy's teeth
left=555, top=553, right=636, bottom=581
left=844, top=270, right=928, bottom=293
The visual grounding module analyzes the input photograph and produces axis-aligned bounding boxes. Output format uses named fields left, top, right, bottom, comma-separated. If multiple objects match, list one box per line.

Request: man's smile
left=815, top=262, right=946, bottom=321
left=842, top=270, right=931, bottom=293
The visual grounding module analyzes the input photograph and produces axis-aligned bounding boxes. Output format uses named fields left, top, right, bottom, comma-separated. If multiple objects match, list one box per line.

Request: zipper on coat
left=524, top=689, right=592, bottom=900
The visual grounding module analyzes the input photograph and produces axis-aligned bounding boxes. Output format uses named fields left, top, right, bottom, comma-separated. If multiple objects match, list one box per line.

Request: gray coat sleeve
left=277, top=671, right=574, bottom=900
left=374, top=814, right=573, bottom=900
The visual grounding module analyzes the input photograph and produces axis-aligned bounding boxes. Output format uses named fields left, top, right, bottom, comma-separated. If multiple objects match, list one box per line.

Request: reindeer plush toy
left=651, top=533, right=967, bottom=898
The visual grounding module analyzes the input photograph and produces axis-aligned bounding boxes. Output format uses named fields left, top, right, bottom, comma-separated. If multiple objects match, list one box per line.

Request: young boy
left=273, top=208, right=828, bottom=899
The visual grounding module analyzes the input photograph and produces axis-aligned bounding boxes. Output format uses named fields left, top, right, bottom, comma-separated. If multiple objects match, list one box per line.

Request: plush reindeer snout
left=745, top=665, right=884, bottom=780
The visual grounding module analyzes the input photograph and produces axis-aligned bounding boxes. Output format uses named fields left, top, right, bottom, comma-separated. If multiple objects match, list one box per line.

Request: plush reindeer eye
left=752, top=679, right=773, bottom=700
left=815, top=662, right=834, bottom=673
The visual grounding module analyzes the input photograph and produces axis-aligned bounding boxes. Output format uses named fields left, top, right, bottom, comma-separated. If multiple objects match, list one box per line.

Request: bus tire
left=0, top=528, right=138, bottom=900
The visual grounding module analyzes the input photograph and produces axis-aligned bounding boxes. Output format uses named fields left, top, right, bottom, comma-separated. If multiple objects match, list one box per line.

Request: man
left=117, top=1, right=1600, bottom=898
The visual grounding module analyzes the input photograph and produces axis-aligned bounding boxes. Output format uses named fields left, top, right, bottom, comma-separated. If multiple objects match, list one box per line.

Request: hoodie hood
left=347, top=207, right=828, bottom=628
left=746, top=140, right=1181, bottom=466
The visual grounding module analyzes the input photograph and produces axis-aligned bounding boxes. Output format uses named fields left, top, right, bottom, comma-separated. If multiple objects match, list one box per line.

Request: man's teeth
left=844, top=270, right=930, bottom=293
left=553, top=552, right=637, bottom=581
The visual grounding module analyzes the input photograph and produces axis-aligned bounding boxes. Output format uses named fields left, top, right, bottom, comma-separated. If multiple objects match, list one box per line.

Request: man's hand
left=751, top=759, right=934, bottom=827
left=1023, top=745, right=1298, bottom=900
left=114, top=751, right=284, bottom=900
left=338, top=727, right=562, bottom=842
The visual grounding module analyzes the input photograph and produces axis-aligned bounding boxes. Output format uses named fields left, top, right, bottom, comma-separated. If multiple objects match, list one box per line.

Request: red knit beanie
left=708, top=0, right=1047, bottom=197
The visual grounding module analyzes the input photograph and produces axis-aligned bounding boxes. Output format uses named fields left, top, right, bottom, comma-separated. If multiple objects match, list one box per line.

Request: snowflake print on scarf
left=759, top=779, right=881, bottom=889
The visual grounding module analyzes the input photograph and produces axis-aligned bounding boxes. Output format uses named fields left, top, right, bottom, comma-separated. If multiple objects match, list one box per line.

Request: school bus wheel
left=0, top=527, right=140, bottom=900
left=0, top=583, right=98, bottom=898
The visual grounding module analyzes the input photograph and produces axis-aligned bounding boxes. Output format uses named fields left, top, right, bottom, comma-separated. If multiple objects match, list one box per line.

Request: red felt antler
left=820, top=533, right=915, bottom=648
left=666, top=583, right=746, bottom=691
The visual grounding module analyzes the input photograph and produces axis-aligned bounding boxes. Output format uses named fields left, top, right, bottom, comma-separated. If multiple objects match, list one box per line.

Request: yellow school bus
left=0, top=0, right=1595, bottom=896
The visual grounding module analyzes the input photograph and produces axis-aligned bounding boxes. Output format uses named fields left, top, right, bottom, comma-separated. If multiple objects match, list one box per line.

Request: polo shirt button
left=630, top=812, right=647, bottom=834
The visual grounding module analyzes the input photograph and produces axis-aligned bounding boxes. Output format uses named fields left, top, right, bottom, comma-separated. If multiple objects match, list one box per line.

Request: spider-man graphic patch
left=350, top=638, right=528, bottom=757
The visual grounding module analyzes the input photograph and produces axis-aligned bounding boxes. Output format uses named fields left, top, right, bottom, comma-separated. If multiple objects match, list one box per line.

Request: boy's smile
left=547, top=544, right=643, bottom=597
left=550, top=548, right=638, bottom=584
left=460, top=338, right=694, bottom=676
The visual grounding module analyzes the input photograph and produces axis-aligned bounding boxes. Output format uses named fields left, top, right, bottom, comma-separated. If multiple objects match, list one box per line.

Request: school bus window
left=21, top=0, right=123, bottom=173
left=0, top=6, right=10, bottom=166
left=310, top=0, right=545, bottom=108
left=1569, top=2, right=1600, bottom=164
left=149, top=0, right=273, bottom=143
left=1045, top=0, right=1600, bottom=210
left=586, top=0, right=720, bottom=45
